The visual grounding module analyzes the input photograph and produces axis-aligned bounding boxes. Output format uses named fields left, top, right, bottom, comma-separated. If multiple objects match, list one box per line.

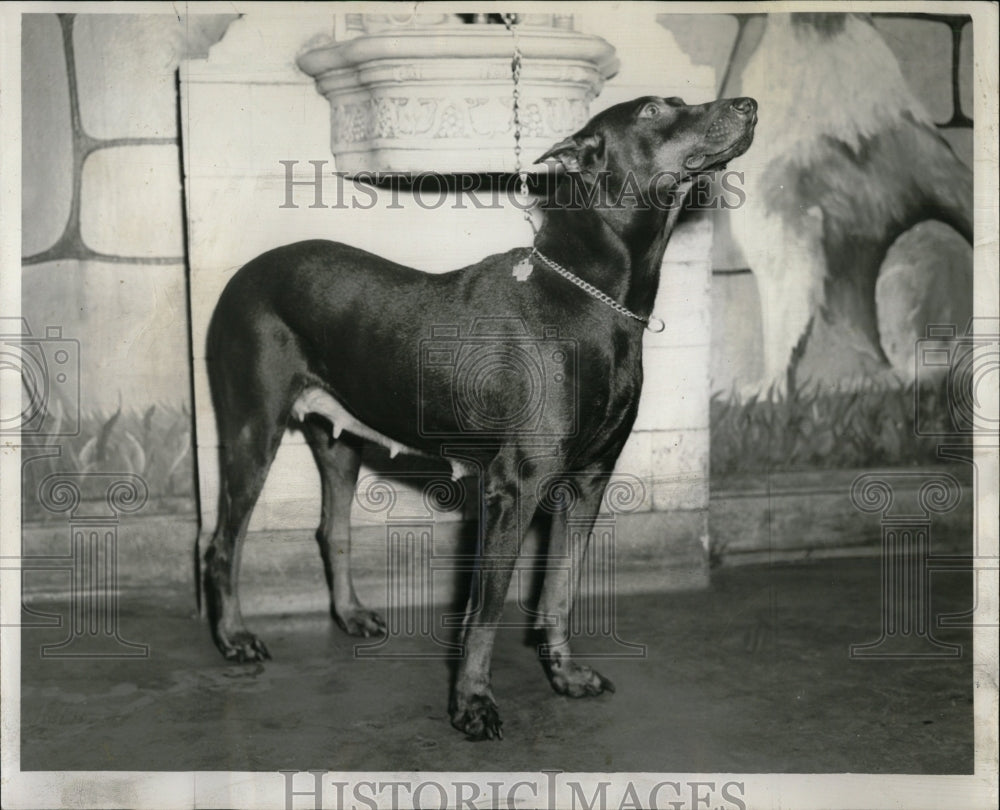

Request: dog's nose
left=732, top=97, right=757, bottom=115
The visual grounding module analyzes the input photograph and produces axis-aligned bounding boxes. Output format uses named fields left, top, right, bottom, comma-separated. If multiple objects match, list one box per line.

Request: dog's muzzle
left=706, top=98, right=757, bottom=148
left=695, top=97, right=757, bottom=169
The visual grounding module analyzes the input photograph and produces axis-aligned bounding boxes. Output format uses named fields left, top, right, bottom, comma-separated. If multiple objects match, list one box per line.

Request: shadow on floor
left=20, top=558, right=973, bottom=773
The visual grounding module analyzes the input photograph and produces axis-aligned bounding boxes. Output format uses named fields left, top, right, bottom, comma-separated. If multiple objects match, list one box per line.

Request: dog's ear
left=534, top=132, right=606, bottom=177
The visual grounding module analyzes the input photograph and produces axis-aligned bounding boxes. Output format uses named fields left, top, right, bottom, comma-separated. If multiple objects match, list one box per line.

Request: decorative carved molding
left=329, top=96, right=590, bottom=144
left=297, top=24, right=618, bottom=173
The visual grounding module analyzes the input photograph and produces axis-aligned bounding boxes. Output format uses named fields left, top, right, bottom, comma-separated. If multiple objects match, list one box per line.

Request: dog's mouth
left=685, top=114, right=757, bottom=172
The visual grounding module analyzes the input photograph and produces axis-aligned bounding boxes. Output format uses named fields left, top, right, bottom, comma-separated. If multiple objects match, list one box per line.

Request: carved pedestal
left=297, top=17, right=618, bottom=173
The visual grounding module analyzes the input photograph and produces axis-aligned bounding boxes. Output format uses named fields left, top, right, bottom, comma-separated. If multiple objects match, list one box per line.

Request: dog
left=203, top=94, right=757, bottom=740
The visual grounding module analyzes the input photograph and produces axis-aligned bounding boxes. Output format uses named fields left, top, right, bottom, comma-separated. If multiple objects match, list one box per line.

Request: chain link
left=531, top=248, right=665, bottom=332
left=503, top=14, right=531, bottom=205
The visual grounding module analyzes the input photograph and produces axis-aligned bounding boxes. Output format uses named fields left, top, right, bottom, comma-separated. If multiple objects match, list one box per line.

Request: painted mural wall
left=20, top=14, right=236, bottom=517
left=18, top=10, right=974, bottom=521
left=655, top=13, right=974, bottom=394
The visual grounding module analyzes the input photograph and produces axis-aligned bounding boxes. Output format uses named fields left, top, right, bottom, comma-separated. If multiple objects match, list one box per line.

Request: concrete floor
left=20, top=558, right=972, bottom=773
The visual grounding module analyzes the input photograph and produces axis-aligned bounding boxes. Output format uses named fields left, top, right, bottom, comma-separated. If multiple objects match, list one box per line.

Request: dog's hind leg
left=536, top=468, right=615, bottom=697
left=301, top=419, right=386, bottom=637
left=204, top=404, right=285, bottom=662
left=204, top=311, right=301, bottom=662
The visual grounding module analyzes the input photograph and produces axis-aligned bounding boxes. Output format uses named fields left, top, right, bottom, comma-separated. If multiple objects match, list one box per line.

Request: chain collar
left=529, top=248, right=666, bottom=333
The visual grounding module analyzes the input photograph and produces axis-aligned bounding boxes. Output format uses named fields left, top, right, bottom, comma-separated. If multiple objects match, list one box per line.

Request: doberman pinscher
left=203, top=94, right=756, bottom=740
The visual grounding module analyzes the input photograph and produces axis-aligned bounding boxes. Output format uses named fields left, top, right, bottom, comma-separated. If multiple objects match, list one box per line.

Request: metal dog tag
left=512, top=256, right=533, bottom=282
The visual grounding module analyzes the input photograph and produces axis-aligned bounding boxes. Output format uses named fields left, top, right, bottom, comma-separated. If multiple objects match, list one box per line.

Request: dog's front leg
left=536, top=468, right=616, bottom=697
left=450, top=450, right=551, bottom=741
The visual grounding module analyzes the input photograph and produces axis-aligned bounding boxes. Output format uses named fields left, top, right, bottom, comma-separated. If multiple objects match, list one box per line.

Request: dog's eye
left=639, top=102, right=661, bottom=118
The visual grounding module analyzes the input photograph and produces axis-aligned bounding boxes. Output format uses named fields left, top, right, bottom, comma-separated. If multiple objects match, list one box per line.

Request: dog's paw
left=218, top=630, right=271, bottom=663
left=548, top=660, right=615, bottom=698
left=334, top=606, right=387, bottom=638
left=450, top=693, right=503, bottom=741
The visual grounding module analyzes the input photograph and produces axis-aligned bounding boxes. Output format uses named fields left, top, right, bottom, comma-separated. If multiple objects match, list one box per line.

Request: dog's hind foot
left=334, top=604, right=387, bottom=638
left=546, top=659, right=615, bottom=698
left=216, top=629, right=271, bottom=663
left=450, top=691, right=503, bottom=741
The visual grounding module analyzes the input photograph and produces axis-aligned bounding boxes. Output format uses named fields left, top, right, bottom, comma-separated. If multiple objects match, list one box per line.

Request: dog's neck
left=534, top=177, right=693, bottom=320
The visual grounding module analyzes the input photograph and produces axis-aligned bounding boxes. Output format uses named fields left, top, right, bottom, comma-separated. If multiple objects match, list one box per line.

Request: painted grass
left=710, top=376, right=970, bottom=476
left=21, top=377, right=967, bottom=520
left=22, top=402, right=195, bottom=521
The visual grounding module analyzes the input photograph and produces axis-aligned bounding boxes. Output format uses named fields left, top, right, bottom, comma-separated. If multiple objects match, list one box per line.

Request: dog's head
left=536, top=95, right=757, bottom=184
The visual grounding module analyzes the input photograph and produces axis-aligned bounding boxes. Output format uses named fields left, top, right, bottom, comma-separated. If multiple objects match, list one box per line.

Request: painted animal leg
left=301, top=419, right=385, bottom=637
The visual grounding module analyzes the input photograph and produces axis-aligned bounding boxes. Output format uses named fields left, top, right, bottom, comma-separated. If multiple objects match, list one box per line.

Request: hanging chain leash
left=502, top=14, right=663, bottom=334
left=503, top=14, right=534, bottom=229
